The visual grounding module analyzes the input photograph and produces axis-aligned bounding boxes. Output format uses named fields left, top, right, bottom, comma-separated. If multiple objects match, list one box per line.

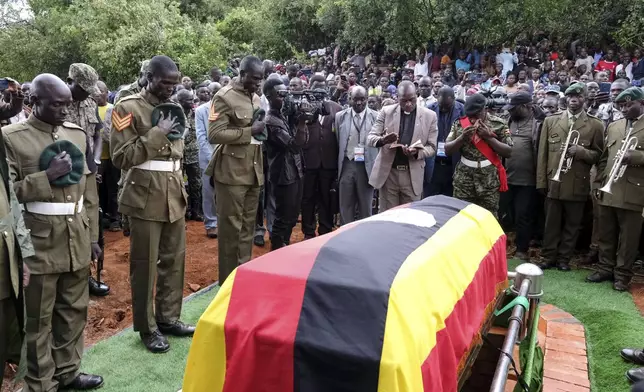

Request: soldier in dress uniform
left=4, top=74, right=103, bottom=391
left=110, top=55, right=195, bottom=353
left=0, top=86, right=34, bottom=388
left=445, top=93, right=513, bottom=217
left=206, top=55, right=265, bottom=285
left=587, top=87, right=644, bottom=291
left=65, top=63, right=109, bottom=297
left=536, top=83, right=604, bottom=271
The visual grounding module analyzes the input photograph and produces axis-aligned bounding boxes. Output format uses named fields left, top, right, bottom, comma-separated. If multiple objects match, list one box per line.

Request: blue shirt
left=455, top=59, right=471, bottom=71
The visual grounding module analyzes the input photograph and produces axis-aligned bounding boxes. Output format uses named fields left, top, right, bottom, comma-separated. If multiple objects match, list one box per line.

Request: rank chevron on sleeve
left=208, top=104, right=219, bottom=122
left=112, top=111, right=133, bottom=132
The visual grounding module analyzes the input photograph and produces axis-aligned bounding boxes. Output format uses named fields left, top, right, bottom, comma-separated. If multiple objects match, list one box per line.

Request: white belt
left=460, top=156, right=492, bottom=168
left=25, top=196, right=84, bottom=216
left=133, top=160, right=181, bottom=172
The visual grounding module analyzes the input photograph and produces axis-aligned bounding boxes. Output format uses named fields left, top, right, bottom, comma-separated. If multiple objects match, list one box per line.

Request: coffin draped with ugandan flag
left=182, top=195, right=508, bottom=392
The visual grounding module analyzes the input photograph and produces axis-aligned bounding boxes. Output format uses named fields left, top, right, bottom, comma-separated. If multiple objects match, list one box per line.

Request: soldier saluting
left=587, top=87, right=644, bottom=291
left=536, top=83, right=604, bottom=271
left=3, top=74, right=103, bottom=390
left=111, top=55, right=194, bottom=353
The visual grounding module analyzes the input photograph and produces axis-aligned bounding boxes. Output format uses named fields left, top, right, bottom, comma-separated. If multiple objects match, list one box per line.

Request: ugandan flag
left=182, top=196, right=508, bottom=392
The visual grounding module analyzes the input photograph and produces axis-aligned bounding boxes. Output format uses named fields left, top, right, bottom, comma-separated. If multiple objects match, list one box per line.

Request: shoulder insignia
left=62, top=121, right=84, bottom=131
left=1, top=122, right=29, bottom=135
left=118, top=94, right=141, bottom=104
left=112, top=111, right=133, bottom=132
left=208, top=104, right=219, bottom=122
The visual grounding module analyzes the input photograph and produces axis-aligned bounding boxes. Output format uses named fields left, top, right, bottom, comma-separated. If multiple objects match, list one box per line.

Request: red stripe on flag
left=221, top=230, right=345, bottom=392
left=421, top=235, right=508, bottom=391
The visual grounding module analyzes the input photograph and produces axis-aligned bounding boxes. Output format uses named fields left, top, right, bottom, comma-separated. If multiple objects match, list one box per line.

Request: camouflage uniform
left=446, top=113, right=513, bottom=216
left=184, top=111, right=202, bottom=218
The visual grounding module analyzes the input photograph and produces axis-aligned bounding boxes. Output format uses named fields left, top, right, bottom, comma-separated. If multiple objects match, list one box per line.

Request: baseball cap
left=68, top=63, right=99, bottom=95
left=544, top=85, right=561, bottom=96
left=502, top=91, right=532, bottom=111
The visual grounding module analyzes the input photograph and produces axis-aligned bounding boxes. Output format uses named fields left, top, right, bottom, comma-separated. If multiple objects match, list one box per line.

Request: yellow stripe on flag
left=182, top=269, right=237, bottom=392
left=377, top=204, right=504, bottom=392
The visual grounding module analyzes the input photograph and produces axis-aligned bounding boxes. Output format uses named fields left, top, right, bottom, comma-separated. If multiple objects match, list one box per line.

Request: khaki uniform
left=595, top=117, right=644, bottom=282
left=115, top=80, right=144, bottom=232
left=0, top=130, right=35, bottom=387
left=446, top=114, right=512, bottom=216
left=110, top=89, right=187, bottom=334
left=206, top=79, right=263, bottom=284
left=3, top=115, right=97, bottom=391
left=536, top=111, right=604, bottom=265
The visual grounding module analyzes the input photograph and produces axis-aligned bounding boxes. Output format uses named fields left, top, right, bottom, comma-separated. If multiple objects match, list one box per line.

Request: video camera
left=480, top=86, right=509, bottom=111
left=281, top=88, right=330, bottom=121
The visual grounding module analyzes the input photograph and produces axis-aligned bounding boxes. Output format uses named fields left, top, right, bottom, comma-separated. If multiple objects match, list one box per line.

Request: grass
left=73, top=286, right=219, bottom=392
left=74, top=262, right=644, bottom=392
left=509, top=259, right=644, bottom=392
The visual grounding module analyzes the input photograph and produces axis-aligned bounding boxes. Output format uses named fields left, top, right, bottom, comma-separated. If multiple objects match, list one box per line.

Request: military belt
left=460, top=156, right=492, bottom=169
left=25, top=196, right=84, bottom=215
left=133, top=159, right=181, bottom=172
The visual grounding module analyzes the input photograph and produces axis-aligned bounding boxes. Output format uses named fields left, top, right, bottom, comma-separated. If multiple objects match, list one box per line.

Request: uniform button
left=53, top=134, right=59, bottom=140
left=158, top=149, right=162, bottom=152
left=231, top=153, right=235, bottom=156
left=66, top=195, right=72, bottom=201
left=130, top=181, right=135, bottom=184
left=3, top=231, right=7, bottom=236
left=254, top=161, right=257, bottom=165
left=68, top=218, right=73, bottom=222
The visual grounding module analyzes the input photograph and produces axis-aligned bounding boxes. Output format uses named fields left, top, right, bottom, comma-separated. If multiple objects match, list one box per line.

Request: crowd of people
left=1, top=36, right=644, bottom=391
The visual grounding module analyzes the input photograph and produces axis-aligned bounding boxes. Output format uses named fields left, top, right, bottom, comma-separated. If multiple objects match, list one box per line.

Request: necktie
left=569, top=115, right=577, bottom=127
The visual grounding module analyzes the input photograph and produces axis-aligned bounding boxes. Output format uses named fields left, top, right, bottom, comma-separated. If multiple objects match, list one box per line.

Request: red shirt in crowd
left=595, top=59, right=617, bottom=81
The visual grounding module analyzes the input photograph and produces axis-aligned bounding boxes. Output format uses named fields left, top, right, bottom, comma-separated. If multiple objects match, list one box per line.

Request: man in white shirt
left=417, top=76, right=436, bottom=108
left=414, top=57, right=429, bottom=77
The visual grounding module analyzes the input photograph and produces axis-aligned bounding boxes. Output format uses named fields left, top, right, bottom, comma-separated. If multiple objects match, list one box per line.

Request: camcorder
left=281, top=88, right=330, bottom=122
left=480, top=86, right=509, bottom=111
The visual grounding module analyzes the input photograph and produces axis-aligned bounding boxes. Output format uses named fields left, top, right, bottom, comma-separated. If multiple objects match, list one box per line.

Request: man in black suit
left=301, top=75, right=342, bottom=239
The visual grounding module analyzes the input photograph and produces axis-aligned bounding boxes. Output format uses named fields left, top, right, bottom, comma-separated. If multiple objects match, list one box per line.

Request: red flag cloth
left=459, top=117, right=508, bottom=192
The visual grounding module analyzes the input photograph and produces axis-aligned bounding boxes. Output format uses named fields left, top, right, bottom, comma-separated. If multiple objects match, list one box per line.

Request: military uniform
left=536, top=109, right=604, bottom=268
left=183, top=110, right=202, bottom=219
left=0, top=130, right=35, bottom=388
left=206, top=78, right=263, bottom=284
left=446, top=113, right=512, bottom=216
left=110, top=88, right=187, bottom=334
left=593, top=93, right=644, bottom=286
left=4, top=115, right=97, bottom=391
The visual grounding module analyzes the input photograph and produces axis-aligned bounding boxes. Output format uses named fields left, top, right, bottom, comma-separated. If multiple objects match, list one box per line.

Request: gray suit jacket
left=335, top=107, right=379, bottom=179
left=366, top=104, right=438, bottom=195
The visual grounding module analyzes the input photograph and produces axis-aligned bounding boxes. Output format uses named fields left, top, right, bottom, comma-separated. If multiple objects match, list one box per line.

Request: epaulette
left=62, top=122, right=85, bottom=132
left=117, top=94, right=142, bottom=104
left=586, top=112, right=602, bottom=121
left=1, top=122, right=29, bottom=136
left=216, top=85, right=234, bottom=97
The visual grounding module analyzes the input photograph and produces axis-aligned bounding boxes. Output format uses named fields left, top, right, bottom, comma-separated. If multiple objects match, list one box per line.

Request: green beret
left=615, top=87, right=644, bottom=103
left=151, top=103, right=186, bottom=141
left=252, top=108, right=268, bottom=141
left=39, top=140, right=85, bottom=187
left=565, top=82, right=586, bottom=96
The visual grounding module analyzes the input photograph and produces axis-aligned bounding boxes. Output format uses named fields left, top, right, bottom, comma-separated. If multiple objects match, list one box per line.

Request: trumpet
left=599, top=122, right=637, bottom=194
left=551, top=126, right=580, bottom=182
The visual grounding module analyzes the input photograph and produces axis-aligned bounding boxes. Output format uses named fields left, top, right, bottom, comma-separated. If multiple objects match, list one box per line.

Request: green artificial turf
left=72, top=286, right=219, bottom=392
left=508, top=259, right=644, bottom=392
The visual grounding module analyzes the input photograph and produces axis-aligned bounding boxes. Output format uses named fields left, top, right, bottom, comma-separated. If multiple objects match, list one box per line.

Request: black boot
left=140, top=330, right=170, bottom=353
left=88, top=276, right=110, bottom=297
left=59, top=373, right=104, bottom=390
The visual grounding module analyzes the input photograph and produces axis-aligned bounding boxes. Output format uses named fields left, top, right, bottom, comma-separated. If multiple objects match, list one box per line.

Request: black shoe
left=88, top=277, right=110, bottom=297
left=627, top=367, right=644, bottom=383
left=193, top=214, right=204, bottom=222
left=254, top=234, right=265, bottom=247
left=536, top=261, right=555, bottom=270
left=60, top=373, right=104, bottom=390
left=614, top=281, right=629, bottom=292
left=586, top=271, right=614, bottom=283
left=140, top=330, right=170, bottom=353
left=108, top=221, right=121, bottom=232
left=157, top=320, right=195, bottom=337
left=621, top=348, right=644, bottom=365
left=557, top=263, right=571, bottom=271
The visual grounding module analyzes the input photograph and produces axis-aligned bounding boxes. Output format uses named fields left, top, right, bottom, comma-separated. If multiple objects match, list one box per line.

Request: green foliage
left=0, top=0, right=641, bottom=88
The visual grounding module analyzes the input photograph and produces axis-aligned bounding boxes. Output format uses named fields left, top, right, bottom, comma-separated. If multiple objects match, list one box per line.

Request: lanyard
left=352, top=112, right=366, bottom=137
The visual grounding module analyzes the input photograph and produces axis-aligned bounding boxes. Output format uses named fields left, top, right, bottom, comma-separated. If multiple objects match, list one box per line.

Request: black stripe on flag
left=292, top=199, right=463, bottom=392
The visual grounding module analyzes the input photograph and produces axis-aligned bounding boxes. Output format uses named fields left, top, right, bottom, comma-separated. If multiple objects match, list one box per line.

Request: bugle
left=600, top=122, right=637, bottom=194
left=551, top=126, right=580, bottom=182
